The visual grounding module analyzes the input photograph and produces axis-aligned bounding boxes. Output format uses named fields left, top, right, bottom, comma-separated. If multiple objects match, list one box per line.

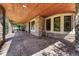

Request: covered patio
left=0, top=3, right=77, bottom=56
left=5, top=31, right=74, bottom=56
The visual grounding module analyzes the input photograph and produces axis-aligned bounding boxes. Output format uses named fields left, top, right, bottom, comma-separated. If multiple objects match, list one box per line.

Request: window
left=64, top=16, right=71, bottom=31
left=54, top=17, right=60, bottom=31
left=46, top=19, right=51, bottom=31
left=31, top=21, right=35, bottom=30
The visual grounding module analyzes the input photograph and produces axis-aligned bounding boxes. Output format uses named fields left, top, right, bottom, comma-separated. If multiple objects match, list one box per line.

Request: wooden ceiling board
left=0, top=3, right=76, bottom=23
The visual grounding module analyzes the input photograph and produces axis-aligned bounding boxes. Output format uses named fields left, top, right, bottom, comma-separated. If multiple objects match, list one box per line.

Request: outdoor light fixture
left=23, top=5, right=26, bottom=8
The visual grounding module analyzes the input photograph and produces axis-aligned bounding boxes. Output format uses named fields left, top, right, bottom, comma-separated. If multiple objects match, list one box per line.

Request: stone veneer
left=25, top=16, right=45, bottom=37
left=25, top=15, right=75, bottom=43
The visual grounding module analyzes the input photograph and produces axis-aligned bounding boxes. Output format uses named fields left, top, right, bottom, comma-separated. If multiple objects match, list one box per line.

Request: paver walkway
left=6, top=31, right=74, bottom=56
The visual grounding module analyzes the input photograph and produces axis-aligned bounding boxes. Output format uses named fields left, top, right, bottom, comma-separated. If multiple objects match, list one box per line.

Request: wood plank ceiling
left=0, top=3, right=76, bottom=24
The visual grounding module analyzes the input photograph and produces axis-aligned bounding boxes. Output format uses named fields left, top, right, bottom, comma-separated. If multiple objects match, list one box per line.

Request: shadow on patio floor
left=6, top=31, right=74, bottom=56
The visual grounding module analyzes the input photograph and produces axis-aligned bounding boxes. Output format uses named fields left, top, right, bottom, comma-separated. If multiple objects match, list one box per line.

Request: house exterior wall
left=25, top=13, right=75, bottom=43
left=45, top=13, right=75, bottom=43
left=25, top=22, right=29, bottom=32
left=25, top=16, right=45, bottom=36
left=30, top=17, right=39, bottom=36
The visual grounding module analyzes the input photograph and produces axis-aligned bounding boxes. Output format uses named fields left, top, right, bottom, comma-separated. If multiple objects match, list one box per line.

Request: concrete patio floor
left=5, top=31, right=74, bottom=56
left=0, top=33, right=15, bottom=56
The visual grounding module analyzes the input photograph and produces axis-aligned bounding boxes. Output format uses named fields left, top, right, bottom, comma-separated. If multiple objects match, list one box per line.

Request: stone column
left=29, top=16, right=45, bottom=37
left=0, top=23, right=2, bottom=38
left=74, top=3, right=79, bottom=52
left=8, top=21, right=12, bottom=34
left=6, top=18, right=13, bottom=34
left=38, top=16, right=45, bottom=37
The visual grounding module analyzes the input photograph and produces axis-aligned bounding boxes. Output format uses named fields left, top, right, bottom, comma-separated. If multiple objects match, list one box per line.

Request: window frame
left=30, top=20, right=35, bottom=31
left=64, top=16, right=72, bottom=32
left=45, top=18, right=51, bottom=31
left=54, top=16, right=60, bottom=32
